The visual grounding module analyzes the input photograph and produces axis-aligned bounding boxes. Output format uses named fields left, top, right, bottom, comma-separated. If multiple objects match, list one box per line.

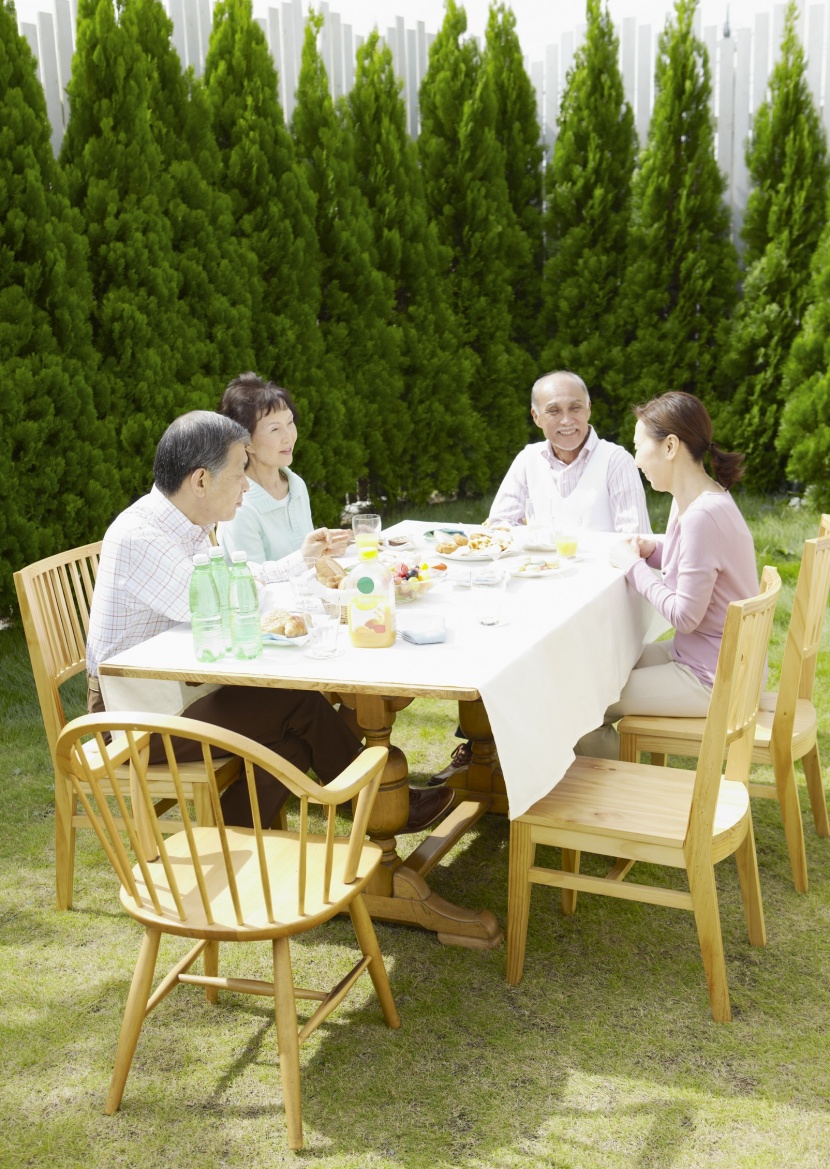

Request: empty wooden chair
left=15, top=543, right=239, bottom=909
left=507, top=567, right=781, bottom=1023
left=55, top=713, right=399, bottom=1151
left=618, top=521, right=830, bottom=893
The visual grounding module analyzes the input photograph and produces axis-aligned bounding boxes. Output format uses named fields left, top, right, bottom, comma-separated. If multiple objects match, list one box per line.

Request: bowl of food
left=391, top=561, right=448, bottom=602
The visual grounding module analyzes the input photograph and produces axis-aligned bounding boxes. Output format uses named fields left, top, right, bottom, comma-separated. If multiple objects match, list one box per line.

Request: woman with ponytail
left=578, top=391, right=758, bottom=758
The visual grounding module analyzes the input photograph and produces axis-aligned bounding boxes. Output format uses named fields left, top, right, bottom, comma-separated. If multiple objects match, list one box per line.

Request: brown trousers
left=87, top=683, right=360, bottom=828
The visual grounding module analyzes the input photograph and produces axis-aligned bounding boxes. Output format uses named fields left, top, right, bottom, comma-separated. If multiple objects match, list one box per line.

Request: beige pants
left=576, top=640, right=712, bottom=760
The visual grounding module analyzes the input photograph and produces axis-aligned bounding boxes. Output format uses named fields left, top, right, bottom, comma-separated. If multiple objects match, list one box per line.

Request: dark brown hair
left=633, top=391, right=745, bottom=490
left=218, top=372, right=299, bottom=435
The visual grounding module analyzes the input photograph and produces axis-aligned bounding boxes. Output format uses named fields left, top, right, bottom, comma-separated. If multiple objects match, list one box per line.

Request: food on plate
left=386, top=535, right=412, bottom=547
left=513, top=557, right=559, bottom=576
left=435, top=540, right=459, bottom=555
left=261, top=609, right=308, bottom=637
left=316, top=555, right=346, bottom=589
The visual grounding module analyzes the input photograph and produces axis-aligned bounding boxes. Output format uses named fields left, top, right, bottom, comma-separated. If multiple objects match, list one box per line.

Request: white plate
left=262, top=631, right=310, bottom=647
left=522, top=540, right=559, bottom=553
left=444, top=547, right=515, bottom=562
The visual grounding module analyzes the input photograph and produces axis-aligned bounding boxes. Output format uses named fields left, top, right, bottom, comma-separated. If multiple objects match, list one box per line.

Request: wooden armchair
left=55, top=714, right=398, bottom=1152
left=14, top=543, right=239, bottom=910
left=617, top=519, right=830, bottom=893
left=507, top=567, right=781, bottom=1023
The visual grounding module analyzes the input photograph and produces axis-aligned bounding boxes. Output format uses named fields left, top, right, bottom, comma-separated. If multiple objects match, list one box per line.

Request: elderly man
left=87, top=410, right=452, bottom=831
left=432, top=370, right=651, bottom=785
left=489, top=370, right=651, bottom=533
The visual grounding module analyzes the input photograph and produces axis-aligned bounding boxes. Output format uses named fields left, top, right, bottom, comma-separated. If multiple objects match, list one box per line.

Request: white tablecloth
left=100, top=522, right=664, bottom=818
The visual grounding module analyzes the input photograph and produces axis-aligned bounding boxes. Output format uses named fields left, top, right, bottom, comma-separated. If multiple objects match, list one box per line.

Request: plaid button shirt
left=86, top=486, right=297, bottom=677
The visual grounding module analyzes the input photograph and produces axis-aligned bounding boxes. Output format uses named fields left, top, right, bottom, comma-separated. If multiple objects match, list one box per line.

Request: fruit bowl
left=391, top=561, right=448, bottom=603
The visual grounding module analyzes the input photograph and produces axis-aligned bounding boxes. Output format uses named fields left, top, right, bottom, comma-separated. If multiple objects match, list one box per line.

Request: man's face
left=202, top=442, right=250, bottom=522
left=531, top=378, right=591, bottom=459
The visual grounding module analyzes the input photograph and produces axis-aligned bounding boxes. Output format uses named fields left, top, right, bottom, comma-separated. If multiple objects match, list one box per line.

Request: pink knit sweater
left=625, top=491, right=759, bottom=688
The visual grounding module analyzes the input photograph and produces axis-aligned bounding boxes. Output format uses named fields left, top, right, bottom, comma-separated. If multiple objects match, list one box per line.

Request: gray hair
left=153, top=411, right=250, bottom=496
left=531, top=370, right=590, bottom=410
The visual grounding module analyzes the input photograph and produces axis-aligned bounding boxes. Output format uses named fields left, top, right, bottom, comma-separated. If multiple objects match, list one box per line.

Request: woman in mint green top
left=216, top=373, right=324, bottom=563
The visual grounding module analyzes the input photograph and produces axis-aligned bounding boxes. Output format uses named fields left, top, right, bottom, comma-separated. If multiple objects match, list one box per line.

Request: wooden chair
left=507, top=567, right=781, bottom=1023
left=14, top=543, right=239, bottom=910
left=617, top=519, right=830, bottom=894
left=55, top=714, right=399, bottom=1151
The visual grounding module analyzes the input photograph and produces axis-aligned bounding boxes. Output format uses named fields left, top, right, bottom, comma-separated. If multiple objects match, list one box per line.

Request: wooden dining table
left=99, top=522, right=663, bottom=950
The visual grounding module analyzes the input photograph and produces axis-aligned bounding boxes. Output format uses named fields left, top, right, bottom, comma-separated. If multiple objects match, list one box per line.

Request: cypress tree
left=418, top=0, right=532, bottom=479
left=347, top=32, right=484, bottom=498
left=0, top=3, right=117, bottom=608
left=719, top=2, right=829, bottom=491
left=291, top=14, right=399, bottom=499
left=484, top=2, right=544, bottom=366
left=620, top=0, right=738, bottom=436
left=541, top=0, right=636, bottom=439
left=61, top=0, right=188, bottom=501
left=126, top=0, right=258, bottom=407
left=203, top=0, right=354, bottom=522
left=776, top=218, right=830, bottom=510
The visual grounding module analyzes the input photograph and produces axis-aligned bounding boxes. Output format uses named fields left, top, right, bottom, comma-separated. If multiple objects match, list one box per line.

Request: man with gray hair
left=87, top=411, right=452, bottom=831
left=488, top=370, right=650, bottom=534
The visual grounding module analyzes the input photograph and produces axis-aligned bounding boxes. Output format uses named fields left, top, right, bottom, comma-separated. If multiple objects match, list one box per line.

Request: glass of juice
left=555, top=530, right=579, bottom=559
left=352, top=513, right=382, bottom=555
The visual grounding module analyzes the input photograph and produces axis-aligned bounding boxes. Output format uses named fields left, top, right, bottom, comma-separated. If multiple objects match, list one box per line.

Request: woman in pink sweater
left=578, top=391, right=758, bottom=759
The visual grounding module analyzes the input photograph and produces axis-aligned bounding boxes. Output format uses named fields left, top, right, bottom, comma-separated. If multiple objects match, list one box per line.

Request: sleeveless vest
left=525, top=439, right=617, bottom=531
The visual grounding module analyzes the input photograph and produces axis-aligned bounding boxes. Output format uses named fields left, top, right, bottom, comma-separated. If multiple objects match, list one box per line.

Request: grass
left=2, top=495, right=830, bottom=1167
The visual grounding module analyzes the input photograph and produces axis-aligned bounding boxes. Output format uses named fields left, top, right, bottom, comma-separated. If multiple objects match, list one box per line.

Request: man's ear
left=531, top=406, right=541, bottom=428
left=189, top=467, right=209, bottom=496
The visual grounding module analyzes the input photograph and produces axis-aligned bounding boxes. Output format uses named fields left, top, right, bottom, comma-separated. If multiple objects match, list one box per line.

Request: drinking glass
left=352, top=513, right=382, bottom=556
left=472, top=567, right=507, bottom=626
left=305, top=599, right=343, bottom=659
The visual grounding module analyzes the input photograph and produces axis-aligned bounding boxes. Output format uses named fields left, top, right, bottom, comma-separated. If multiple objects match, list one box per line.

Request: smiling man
left=488, top=370, right=651, bottom=534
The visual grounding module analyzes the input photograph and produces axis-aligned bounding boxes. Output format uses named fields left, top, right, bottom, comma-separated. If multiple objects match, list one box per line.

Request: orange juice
left=555, top=536, right=578, bottom=558
left=355, top=532, right=380, bottom=555
left=345, top=549, right=396, bottom=647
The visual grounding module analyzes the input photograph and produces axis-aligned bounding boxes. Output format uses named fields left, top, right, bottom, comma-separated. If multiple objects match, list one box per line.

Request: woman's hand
left=300, top=527, right=351, bottom=563
left=630, top=535, right=657, bottom=560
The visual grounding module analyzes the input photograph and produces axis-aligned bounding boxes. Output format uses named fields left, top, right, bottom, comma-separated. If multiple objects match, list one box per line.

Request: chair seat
left=122, top=828, right=383, bottom=939
left=521, top=756, right=750, bottom=862
left=619, top=693, right=818, bottom=762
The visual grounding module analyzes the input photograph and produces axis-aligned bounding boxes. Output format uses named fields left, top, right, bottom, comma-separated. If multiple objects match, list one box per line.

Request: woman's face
left=248, top=406, right=297, bottom=471
left=633, top=419, right=672, bottom=492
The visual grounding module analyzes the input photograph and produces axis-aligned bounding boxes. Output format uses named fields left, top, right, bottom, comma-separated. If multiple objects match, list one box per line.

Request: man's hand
left=300, top=527, right=351, bottom=563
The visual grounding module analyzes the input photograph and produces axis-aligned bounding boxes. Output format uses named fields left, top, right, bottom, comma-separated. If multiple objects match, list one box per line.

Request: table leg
left=445, top=698, right=508, bottom=815
left=352, top=693, right=502, bottom=950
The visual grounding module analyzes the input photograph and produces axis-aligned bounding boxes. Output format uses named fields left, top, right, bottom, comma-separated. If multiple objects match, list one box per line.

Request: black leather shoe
left=402, top=785, right=454, bottom=833
left=428, top=740, right=472, bottom=786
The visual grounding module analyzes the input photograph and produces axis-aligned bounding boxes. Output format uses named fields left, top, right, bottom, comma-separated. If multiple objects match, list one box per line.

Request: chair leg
left=106, top=928, right=161, bottom=1113
left=348, top=894, right=400, bottom=1029
left=192, top=783, right=215, bottom=827
left=801, top=744, right=830, bottom=838
left=734, top=819, right=766, bottom=947
left=686, top=864, right=731, bottom=1023
left=770, top=752, right=808, bottom=893
left=506, top=820, right=535, bottom=986
left=55, top=774, right=77, bottom=911
left=203, top=941, right=219, bottom=1004
left=272, top=937, right=303, bottom=1151
left=561, top=849, right=581, bottom=916
left=618, top=731, right=639, bottom=764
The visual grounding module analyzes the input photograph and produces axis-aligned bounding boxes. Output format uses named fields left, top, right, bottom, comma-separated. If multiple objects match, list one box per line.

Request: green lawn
left=2, top=495, right=830, bottom=1168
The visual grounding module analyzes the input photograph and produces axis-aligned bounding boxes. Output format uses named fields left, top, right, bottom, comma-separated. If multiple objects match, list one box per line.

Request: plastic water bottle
left=189, top=554, right=225, bottom=662
left=208, top=545, right=233, bottom=652
left=229, top=551, right=263, bottom=659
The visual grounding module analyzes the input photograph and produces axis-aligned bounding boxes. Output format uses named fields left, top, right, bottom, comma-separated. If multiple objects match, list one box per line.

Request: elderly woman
left=217, top=372, right=347, bottom=562
left=578, top=391, right=759, bottom=759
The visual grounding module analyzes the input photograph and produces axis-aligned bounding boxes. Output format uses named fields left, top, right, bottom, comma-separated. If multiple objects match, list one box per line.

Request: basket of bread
left=434, top=528, right=512, bottom=559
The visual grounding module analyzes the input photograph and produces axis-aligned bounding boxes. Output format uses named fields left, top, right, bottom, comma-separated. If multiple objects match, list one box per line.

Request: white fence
left=16, top=2, right=830, bottom=231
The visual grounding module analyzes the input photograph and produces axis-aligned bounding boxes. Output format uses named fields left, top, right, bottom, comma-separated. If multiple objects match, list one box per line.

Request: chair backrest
left=14, top=543, right=102, bottom=761
left=688, top=566, right=782, bottom=849
left=774, top=531, right=830, bottom=717
left=55, top=713, right=388, bottom=924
